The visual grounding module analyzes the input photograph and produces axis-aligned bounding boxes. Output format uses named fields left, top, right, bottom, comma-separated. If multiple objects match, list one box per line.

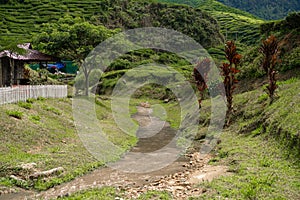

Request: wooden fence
left=0, top=85, right=68, bottom=105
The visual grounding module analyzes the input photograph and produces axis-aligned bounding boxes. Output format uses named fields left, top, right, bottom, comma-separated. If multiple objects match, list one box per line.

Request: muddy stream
left=0, top=106, right=228, bottom=200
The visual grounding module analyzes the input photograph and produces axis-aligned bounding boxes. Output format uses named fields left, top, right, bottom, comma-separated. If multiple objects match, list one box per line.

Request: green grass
left=190, top=77, right=300, bottom=199
left=0, top=97, right=138, bottom=191
left=5, top=110, right=23, bottom=119
left=28, top=114, right=41, bottom=123
left=58, top=187, right=172, bottom=200
left=54, top=78, right=300, bottom=200
left=0, top=95, right=181, bottom=192
left=137, top=190, right=172, bottom=200
left=129, top=97, right=181, bottom=129
left=57, top=187, right=118, bottom=200
left=2, top=76, right=297, bottom=199
left=194, top=131, right=300, bottom=199
left=18, top=101, right=32, bottom=110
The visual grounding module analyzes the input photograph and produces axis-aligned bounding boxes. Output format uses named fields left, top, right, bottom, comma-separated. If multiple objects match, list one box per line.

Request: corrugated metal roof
left=0, top=43, right=58, bottom=62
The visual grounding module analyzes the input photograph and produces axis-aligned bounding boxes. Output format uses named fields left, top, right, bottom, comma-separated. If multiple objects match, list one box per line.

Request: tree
left=259, top=35, right=280, bottom=103
left=33, top=15, right=119, bottom=95
left=220, top=41, right=241, bottom=124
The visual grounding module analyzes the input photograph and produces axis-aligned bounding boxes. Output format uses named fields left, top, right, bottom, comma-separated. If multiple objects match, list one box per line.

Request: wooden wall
left=0, top=57, right=25, bottom=86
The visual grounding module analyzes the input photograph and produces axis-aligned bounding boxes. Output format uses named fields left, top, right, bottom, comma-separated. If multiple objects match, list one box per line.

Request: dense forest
left=160, top=0, right=300, bottom=20
left=217, top=0, right=300, bottom=20
left=0, top=0, right=223, bottom=48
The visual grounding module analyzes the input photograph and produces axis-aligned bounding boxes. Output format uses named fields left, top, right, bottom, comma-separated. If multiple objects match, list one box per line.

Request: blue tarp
left=47, top=62, right=65, bottom=70
left=30, top=61, right=78, bottom=74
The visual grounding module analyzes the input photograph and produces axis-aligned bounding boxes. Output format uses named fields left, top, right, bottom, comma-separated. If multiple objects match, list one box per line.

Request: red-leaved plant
left=259, top=35, right=280, bottom=103
left=193, top=58, right=211, bottom=107
left=220, top=41, right=241, bottom=122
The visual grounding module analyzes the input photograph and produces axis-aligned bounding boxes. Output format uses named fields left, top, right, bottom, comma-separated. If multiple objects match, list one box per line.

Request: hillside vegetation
left=158, top=0, right=264, bottom=45
left=217, top=0, right=300, bottom=20
left=0, top=0, right=223, bottom=48
left=194, top=76, right=300, bottom=199
left=47, top=76, right=300, bottom=199
left=0, top=97, right=137, bottom=190
left=0, top=1, right=300, bottom=199
left=240, top=12, right=300, bottom=79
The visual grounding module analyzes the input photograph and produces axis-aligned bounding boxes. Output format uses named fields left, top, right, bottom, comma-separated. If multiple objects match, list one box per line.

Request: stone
left=29, top=167, right=64, bottom=179
left=20, top=162, right=37, bottom=170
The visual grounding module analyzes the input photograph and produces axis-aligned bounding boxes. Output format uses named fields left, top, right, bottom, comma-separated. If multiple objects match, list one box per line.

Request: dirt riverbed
left=0, top=106, right=229, bottom=200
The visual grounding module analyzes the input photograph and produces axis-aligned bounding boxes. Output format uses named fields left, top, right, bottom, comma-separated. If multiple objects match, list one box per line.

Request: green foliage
left=27, top=68, right=59, bottom=85
left=29, top=114, right=41, bottom=122
left=137, top=190, right=172, bottom=199
left=37, top=96, right=46, bottom=101
left=280, top=46, right=300, bottom=71
left=18, top=101, right=32, bottom=109
left=6, top=110, right=23, bottom=119
left=0, top=0, right=223, bottom=48
left=158, top=0, right=264, bottom=45
left=0, top=97, right=138, bottom=190
left=0, top=39, right=26, bottom=54
left=260, top=12, right=300, bottom=34
left=57, top=187, right=118, bottom=200
left=33, top=16, right=118, bottom=63
left=26, top=98, right=35, bottom=103
left=196, top=79, right=300, bottom=199
left=239, top=13, right=300, bottom=79
left=41, top=105, right=62, bottom=115
left=217, top=0, right=300, bottom=20
left=33, top=15, right=118, bottom=95
left=97, top=49, right=192, bottom=96
left=257, top=94, right=268, bottom=103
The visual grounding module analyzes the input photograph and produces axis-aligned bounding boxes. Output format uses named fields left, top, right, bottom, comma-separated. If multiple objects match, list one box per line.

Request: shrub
left=18, top=101, right=32, bottom=110
left=26, top=98, right=35, bottom=103
left=6, top=110, right=23, bottom=119
left=37, top=97, right=46, bottom=101
left=193, top=58, right=211, bottom=107
left=42, top=105, right=62, bottom=115
left=29, top=115, right=41, bottom=122
left=220, top=41, right=241, bottom=122
left=259, top=35, right=280, bottom=103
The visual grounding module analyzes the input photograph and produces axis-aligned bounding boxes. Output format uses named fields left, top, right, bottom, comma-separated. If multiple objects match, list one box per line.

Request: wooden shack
left=0, top=43, right=58, bottom=86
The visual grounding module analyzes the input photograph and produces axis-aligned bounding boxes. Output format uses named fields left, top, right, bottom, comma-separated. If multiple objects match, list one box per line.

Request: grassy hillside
left=158, top=0, right=264, bottom=45
left=196, top=76, right=300, bottom=199
left=217, top=0, right=300, bottom=20
left=240, top=12, right=300, bottom=79
left=0, top=0, right=223, bottom=48
left=0, top=97, right=137, bottom=190
left=49, top=76, right=300, bottom=199
left=0, top=95, right=181, bottom=191
left=96, top=49, right=192, bottom=96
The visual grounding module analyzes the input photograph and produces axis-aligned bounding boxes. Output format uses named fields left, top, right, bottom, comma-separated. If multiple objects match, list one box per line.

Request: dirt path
left=0, top=106, right=229, bottom=200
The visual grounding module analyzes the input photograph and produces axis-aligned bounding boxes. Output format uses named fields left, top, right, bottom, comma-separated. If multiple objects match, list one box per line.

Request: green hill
left=157, top=0, right=264, bottom=45
left=0, top=0, right=223, bottom=48
left=217, top=0, right=300, bottom=20
left=240, top=12, right=300, bottom=79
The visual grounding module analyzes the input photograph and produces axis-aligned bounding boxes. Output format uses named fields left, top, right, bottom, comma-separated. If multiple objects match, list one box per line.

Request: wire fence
left=0, top=85, right=68, bottom=105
